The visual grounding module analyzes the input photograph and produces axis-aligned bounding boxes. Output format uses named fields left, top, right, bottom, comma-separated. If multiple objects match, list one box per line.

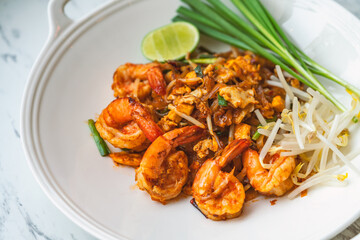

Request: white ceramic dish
left=21, top=0, right=360, bottom=239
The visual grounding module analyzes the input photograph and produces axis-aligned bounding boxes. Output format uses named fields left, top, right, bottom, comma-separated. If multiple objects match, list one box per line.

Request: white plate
left=21, top=0, right=360, bottom=239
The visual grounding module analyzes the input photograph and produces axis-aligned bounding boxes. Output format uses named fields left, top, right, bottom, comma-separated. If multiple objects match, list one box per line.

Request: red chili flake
left=270, top=199, right=277, bottom=205
left=301, top=189, right=308, bottom=198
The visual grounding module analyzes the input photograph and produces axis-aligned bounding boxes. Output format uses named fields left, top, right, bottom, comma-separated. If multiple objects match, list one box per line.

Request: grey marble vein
left=0, top=25, right=11, bottom=47
left=0, top=189, right=11, bottom=237
left=334, top=218, right=360, bottom=240
left=71, top=233, right=79, bottom=240
left=11, top=28, right=20, bottom=39
left=17, top=198, right=53, bottom=240
left=11, top=120, right=20, bottom=139
left=1, top=53, right=17, bottom=63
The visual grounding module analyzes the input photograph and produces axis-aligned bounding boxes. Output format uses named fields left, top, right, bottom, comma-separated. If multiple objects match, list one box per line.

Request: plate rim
left=20, top=0, right=360, bottom=239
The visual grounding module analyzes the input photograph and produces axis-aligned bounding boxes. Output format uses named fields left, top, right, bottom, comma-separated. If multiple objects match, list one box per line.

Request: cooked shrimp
left=147, top=66, right=167, bottom=96
left=109, top=152, right=142, bottom=168
left=193, top=139, right=251, bottom=220
left=95, top=97, right=163, bottom=150
left=136, top=126, right=205, bottom=203
left=242, top=149, right=295, bottom=196
left=112, top=62, right=167, bottom=98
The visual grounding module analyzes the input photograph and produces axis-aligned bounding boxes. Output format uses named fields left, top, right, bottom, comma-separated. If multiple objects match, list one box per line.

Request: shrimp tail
left=147, top=67, right=166, bottom=96
left=129, top=97, right=164, bottom=141
left=167, top=126, right=206, bottom=147
left=217, top=139, right=251, bottom=167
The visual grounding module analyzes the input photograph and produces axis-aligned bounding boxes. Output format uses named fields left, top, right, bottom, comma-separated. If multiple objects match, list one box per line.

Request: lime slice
left=141, top=21, right=200, bottom=61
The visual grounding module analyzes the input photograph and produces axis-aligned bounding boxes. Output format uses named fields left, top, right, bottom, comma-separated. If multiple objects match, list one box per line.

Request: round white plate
left=21, top=0, right=360, bottom=239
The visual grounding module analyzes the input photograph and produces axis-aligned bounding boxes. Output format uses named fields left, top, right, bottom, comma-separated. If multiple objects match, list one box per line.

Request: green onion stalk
left=88, top=119, right=110, bottom=156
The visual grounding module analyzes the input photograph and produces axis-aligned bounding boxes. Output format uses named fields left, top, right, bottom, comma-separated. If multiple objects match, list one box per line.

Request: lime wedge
left=141, top=21, right=200, bottom=62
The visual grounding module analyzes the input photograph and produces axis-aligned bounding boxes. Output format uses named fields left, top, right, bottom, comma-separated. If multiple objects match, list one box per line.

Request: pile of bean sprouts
left=256, top=66, right=360, bottom=199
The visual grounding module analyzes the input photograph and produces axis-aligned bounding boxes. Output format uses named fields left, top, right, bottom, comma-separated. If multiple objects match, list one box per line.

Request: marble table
left=1, top=0, right=359, bottom=239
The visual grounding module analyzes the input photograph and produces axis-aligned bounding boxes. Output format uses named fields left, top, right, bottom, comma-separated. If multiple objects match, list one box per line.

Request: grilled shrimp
left=136, top=126, right=205, bottom=203
left=242, top=149, right=295, bottom=196
left=95, top=97, right=163, bottom=150
left=112, top=62, right=167, bottom=98
left=193, top=139, right=251, bottom=220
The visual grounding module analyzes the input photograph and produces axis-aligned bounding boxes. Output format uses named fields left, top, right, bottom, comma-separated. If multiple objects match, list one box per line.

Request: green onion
left=121, top=148, right=130, bottom=152
left=266, top=116, right=278, bottom=123
left=216, top=130, right=225, bottom=136
left=174, top=0, right=360, bottom=111
left=352, top=116, right=359, bottom=123
left=252, top=130, right=261, bottom=140
left=217, top=93, right=228, bottom=106
left=156, top=106, right=170, bottom=116
left=186, top=58, right=217, bottom=64
left=194, top=65, right=203, bottom=77
left=88, top=119, right=110, bottom=156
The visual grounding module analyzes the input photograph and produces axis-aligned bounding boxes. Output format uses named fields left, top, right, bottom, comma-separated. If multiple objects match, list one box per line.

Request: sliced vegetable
left=252, top=130, right=261, bottom=140
left=88, top=119, right=110, bottom=156
left=156, top=106, right=170, bottom=116
left=194, top=65, right=203, bottom=77
left=185, top=58, right=217, bottom=64
left=217, top=93, right=228, bottom=106
left=352, top=116, right=359, bottom=123
left=266, top=116, right=278, bottom=123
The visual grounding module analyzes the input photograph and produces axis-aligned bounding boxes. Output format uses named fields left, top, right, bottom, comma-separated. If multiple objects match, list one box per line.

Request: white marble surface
left=0, top=0, right=360, bottom=239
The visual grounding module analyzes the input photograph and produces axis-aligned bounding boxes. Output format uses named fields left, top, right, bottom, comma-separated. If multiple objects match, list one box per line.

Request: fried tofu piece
left=234, top=123, right=251, bottom=140
left=272, top=95, right=285, bottom=112
left=158, top=103, right=194, bottom=131
left=219, top=86, right=257, bottom=109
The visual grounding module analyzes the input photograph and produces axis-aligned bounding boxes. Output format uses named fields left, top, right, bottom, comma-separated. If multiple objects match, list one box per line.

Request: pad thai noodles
left=90, top=48, right=360, bottom=220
